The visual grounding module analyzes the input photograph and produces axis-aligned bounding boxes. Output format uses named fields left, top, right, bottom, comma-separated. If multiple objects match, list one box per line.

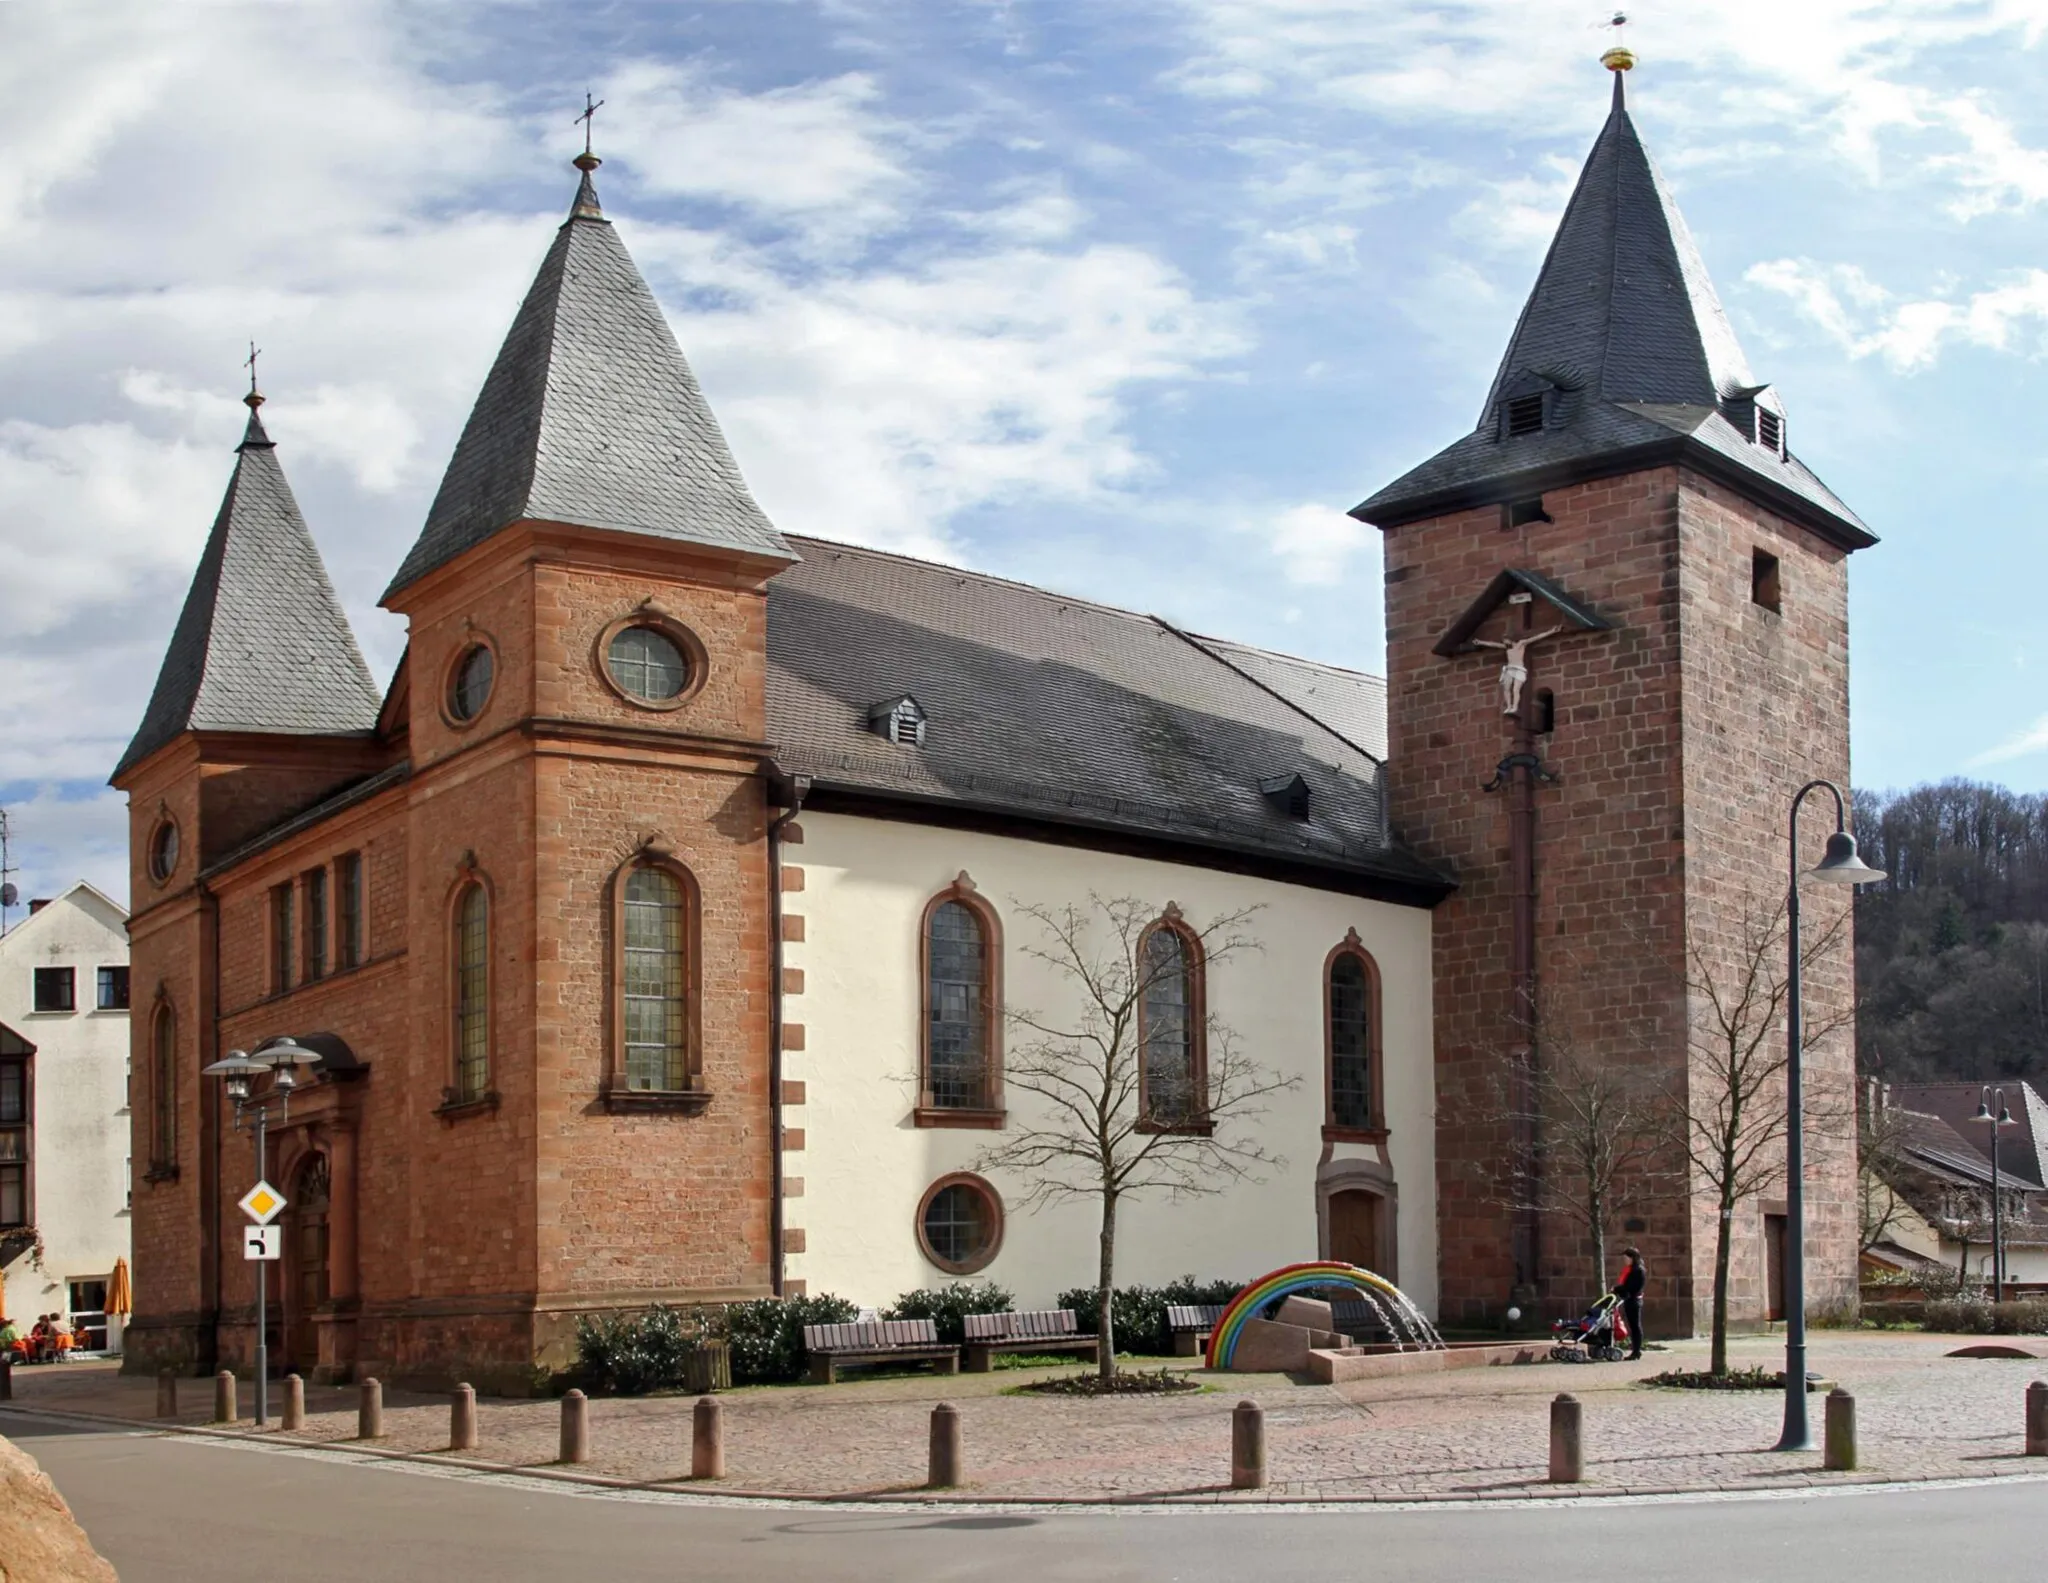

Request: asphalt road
left=15, top=1412, right=2048, bottom=1583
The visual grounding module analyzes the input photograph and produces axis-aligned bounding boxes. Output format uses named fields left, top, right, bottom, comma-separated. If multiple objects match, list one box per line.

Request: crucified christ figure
left=1469, top=627, right=1563, bottom=716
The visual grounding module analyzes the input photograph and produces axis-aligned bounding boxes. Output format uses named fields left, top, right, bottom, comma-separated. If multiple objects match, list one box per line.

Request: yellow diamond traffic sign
left=238, top=1180, right=286, bottom=1225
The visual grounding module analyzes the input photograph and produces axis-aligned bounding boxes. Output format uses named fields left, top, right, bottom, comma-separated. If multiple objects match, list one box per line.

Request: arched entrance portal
left=286, top=1152, right=332, bottom=1371
left=1327, top=1188, right=1385, bottom=1273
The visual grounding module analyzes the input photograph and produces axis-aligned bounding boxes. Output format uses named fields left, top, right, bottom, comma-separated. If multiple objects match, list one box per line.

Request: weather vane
left=576, top=91, right=605, bottom=158
left=244, top=340, right=264, bottom=410
left=1600, top=10, right=1635, bottom=72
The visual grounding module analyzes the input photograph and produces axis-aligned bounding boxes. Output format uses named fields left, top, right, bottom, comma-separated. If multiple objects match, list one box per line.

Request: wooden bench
left=802, top=1319, right=960, bottom=1385
left=1331, top=1298, right=1398, bottom=1344
left=1166, top=1303, right=1227, bottom=1357
left=961, top=1309, right=1101, bottom=1372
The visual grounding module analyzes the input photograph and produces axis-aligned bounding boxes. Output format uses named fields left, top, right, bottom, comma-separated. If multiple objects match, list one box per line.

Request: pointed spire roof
left=1354, top=66, right=1874, bottom=551
left=114, top=398, right=383, bottom=782
left=383, top=159, right=792, bottom=602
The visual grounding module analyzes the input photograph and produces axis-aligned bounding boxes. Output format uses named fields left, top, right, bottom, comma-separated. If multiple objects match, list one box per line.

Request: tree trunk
left=1589, top=1189, right=1608, bottom=1306
left=1711, top=1184, right=1735, bottom=1378
left=1097, top=1190, right=1119, bottom=1383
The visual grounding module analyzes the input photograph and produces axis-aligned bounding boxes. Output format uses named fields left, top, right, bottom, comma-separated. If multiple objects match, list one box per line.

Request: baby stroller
left=1549, top=1292, right=1630, bottom=1362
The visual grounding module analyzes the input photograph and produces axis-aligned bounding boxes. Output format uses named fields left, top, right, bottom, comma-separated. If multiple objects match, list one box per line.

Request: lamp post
left=1775, top=780, right=1885, bottom=1453
left=201, top=1039, right=321, bottom=1427
left=1972, top=1086, right=2017, bottom=1302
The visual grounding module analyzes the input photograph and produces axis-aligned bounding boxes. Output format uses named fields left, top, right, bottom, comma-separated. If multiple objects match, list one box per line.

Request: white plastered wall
left=781, top=812, right=1438, bottom=1318
left=0, top=883, right=132, bottom=1347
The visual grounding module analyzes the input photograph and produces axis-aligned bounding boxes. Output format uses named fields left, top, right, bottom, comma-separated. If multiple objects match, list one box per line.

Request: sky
left=1, top=0, right=2045, bottom=912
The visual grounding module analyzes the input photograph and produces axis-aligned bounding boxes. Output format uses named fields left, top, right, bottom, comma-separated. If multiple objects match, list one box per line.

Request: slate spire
left=114, top=392, right=383, bottom=782
left=382, top=152, right=792, bottom=603
left=1354, top=58, right=1873, bottom=550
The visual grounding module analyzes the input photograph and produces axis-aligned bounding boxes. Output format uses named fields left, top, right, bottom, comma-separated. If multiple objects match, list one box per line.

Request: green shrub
left=1058, top=1276, right=1244, bottom=1355
left=884, top=1281, right=1015, bottom=1344
left=721, top=1293, right=859, bottom=1384
left=1923, top=1296, right=2048, bottom=1335
left=573, top=1304, right=697, bottom=1395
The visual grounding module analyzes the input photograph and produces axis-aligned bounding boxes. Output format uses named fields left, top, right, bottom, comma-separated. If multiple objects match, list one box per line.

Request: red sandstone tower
left=1355, top=61, right=1875, bottom=1333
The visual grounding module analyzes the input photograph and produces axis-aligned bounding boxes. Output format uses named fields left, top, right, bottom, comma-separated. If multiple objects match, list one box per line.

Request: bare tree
left=1679, top=898, right=1853, bottom=1376
left=975, top=896, right=1296, bottom=1380
left=1481, top=1007, right=1681, bottom=1298
left=1857, top=1090, right=1914, bottom=1256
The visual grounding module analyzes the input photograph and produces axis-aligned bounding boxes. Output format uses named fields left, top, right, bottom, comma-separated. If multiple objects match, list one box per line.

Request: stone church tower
left=1355, top=62, right=1876, bottom=1332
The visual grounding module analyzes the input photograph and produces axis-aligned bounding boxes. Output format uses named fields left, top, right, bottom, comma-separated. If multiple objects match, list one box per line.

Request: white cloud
left=1969, top=714, right=2048, bottom=769
left=1748, top=259, right=2048, bottom=371
left=0, top=784, right=129, bottom=914
left=1259, top=501, right=1372, bottom=587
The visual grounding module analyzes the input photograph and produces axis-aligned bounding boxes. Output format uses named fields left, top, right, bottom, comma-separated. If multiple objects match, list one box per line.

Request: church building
left=115, top=57, right=1870, bottom=1386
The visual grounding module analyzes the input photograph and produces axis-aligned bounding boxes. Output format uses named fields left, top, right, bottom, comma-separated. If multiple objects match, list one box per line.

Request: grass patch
left=1015, top=1367, right=1204, bottom=1398
left=1645, top=1366, right=1819, bottom=1391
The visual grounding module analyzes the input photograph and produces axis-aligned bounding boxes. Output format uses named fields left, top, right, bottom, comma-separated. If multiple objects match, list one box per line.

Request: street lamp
left=1972, top=1087, right=2018, bottom=1302
left=201, top=1038, right=321, bottom=1426
left=1775, top=781, right=1885, bottom=1454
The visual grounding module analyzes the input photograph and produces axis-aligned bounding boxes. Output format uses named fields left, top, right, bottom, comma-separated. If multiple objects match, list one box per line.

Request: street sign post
left=243, top=1225, right=281, bottom=1261
left=239, top=1181, right=286, bottom=1225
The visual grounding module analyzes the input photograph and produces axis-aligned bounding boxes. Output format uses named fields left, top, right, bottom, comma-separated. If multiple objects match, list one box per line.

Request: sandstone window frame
left=302, top=865, right=329, bottom=984
left=146, top=999, right=178, bottom=1181
left=602, top=853, right=708, bottom=1113
left=336, top=851, right=365, bottom=971
left=915, top=878, right=1004, bottom=1129
left=441, top=635, right=498, bottom=728
left=270, top=881, right=295, bottom=997
left=443, top=875, right=495, bottom=1114
left=1136, top=910, right=1210, bottom=1135
left=1323, top=930, right=1387, bottom=1144
left=915, top=1171, right=1004, bottom=1276
left=147, top=815, right=180, bottom=887
left=595, top=609, right=709, bottom=713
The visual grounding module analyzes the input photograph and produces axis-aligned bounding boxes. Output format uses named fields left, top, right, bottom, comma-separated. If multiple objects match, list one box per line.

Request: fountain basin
left=1305, top=1340, right=1550, bottom=1384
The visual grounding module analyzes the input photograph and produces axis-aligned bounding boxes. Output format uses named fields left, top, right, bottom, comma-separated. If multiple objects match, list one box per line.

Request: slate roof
left=383, top=164, right=792, bottom=602
left=114, top=407, right=382, bottom=782
left=1892, top=1082, right=2048, bottom=1189
left=1353, top=72, right=1874, bottom=552
left=765, top=537, right=1447, bottom=898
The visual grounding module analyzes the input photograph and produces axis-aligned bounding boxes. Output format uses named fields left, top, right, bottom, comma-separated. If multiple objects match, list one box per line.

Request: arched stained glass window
left=926, top=900, right=990, bottom=1110
left=1329, top=953, right=1373, bottom=1129
left=453, top=883, right=490, bottom=1103
left=1140, top=921, right=1201, bottom=1126
left=151, top=1005, right=176, bottom=1171
left=622, top=865, right=688, bottom=1091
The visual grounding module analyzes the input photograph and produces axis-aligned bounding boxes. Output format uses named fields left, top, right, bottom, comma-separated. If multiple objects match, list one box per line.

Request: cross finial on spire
left=243, top=340, right=264, bottom=411
left=574, top=91, right=605, bottom=173
left=1600, top=9, right=1635, bottom=90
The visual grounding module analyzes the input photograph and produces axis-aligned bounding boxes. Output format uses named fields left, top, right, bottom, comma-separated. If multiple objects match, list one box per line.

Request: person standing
left=1613, top=1247, right=1647, bottom=1361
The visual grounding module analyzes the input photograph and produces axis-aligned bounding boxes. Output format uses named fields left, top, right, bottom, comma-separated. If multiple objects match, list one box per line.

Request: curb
left=10, top=1399, right=2048, bottom=1512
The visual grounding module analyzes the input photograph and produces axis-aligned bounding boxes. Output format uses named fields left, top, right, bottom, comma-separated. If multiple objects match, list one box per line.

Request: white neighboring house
left=0, top=882, right=132, bottom=1351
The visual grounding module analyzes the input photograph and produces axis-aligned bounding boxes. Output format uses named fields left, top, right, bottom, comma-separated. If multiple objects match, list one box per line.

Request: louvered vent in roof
left=1258, top=771, right=1311, bottom=820
left=1756, top=408, right=1783, bottom=455
left=868, top=694, right=927, bottom=748
left=1504, top=393, right=1546, bottom=437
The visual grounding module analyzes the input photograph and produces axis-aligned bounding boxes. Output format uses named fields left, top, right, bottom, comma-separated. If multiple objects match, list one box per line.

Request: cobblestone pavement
left=10, top=1332, right=2046, bottom=1503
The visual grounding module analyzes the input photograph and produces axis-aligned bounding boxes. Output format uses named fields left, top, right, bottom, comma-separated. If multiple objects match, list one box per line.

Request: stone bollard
left=156, top=1369, right=178, bottom=1419
left=214, top=1370, right=238, bottom=1425
left=1548, top=1393, right=1583, bottom=1484
left=1823, top=1388, right=1856, bottom=1472
left=559, top=1389, right=589, bottom=1465
left=692, top=1395, right=724, bottom=1480
left=1230, top=1399, right=1267, bottom=1491
left=2028, top=1382, right=2048, bottom=1458
left=281, top=1374, right=305, bottom=1433
left=451, top=1383, right=478, bottom=1452
left=928, top=1402, right=962, bottom=1490
left=358, top=1377, right=384, bottom=1440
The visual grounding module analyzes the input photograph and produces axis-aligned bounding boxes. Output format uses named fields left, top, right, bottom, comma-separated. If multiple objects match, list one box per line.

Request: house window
left=32, top=968, right=74, bottom=1014
left=0, top=1054, right=28, bottom=1227
left=148, top=819, right=180, bottom=885
left=1325, top=937, right=1384, bottom=1138
left=67, top=1280, right=108, bottom=1352
left=303, top=867, right=328, bottom=983
left=606, top=625, right=690, bottom=703
left=922, top=892, right=1000, bottom=1117
left=271, top=883, right=295, bottom=995
left=916, top=1173, right=1003, bottom=1275
left=621, top=864, right=689, bottom=1092
left=1752, top=549, right=1782, bottom=613
left=446, top=642, right=495, bottom=723
left=451, top=881, right=490, bottom=1104
left=96, top=966, right=130, bottom=1011
left=150, top=1005, right=176, bottom=1174
left=337, top=852, right=364, bottom=970
left=1138, top=917, right=1204, bottom=1127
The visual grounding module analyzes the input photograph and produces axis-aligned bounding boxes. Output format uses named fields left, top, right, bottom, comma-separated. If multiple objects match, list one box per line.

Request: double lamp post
left=200, top=1038, right=322, bottom=1429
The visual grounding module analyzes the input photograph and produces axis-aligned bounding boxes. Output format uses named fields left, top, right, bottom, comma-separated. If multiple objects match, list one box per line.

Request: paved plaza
left=5, top=1330, right=2041, bottom=1503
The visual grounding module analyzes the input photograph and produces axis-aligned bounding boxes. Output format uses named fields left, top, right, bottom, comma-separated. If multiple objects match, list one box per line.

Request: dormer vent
left=1258, top=771, right=1311, bottom=820
left=868, top=694, right=927, bottom=748
left=1504, top=393, right=1546, bottom=437
left=1756, top=408, right=1783, bottom=455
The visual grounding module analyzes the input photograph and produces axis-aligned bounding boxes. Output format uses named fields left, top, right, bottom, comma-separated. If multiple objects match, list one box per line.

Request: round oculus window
left=148, top=820, right=180, bottom=884
left=448, top=643, right=495, bottom=723
left=606, top=625, right=689, bottom=703
left=917, top=1175, right=1002, bottom=1274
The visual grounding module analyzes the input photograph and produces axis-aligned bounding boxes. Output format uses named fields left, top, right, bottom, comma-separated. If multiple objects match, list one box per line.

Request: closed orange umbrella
left=107, top=1258, right=132, bottom=1318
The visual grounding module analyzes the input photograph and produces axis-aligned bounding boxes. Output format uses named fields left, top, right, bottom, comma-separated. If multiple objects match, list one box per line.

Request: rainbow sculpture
left=1203, top=1260, right=1424, bottom=1370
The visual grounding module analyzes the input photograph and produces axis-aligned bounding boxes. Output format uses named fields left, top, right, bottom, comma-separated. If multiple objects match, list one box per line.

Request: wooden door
left=287, top=1154, right=332, bottom=1369
left=1764, top=1214, right=1787, bottom=1322
left=1329, top=1189, right=1385, bottom=1274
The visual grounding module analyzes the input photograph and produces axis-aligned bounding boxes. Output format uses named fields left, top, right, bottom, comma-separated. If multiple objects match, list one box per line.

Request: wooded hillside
left=1853, top=780, right=2048, bottom=1084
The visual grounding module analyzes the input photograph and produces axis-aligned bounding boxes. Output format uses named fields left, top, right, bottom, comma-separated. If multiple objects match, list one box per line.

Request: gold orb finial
left=1602, top=44, right=1635, bottom=71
